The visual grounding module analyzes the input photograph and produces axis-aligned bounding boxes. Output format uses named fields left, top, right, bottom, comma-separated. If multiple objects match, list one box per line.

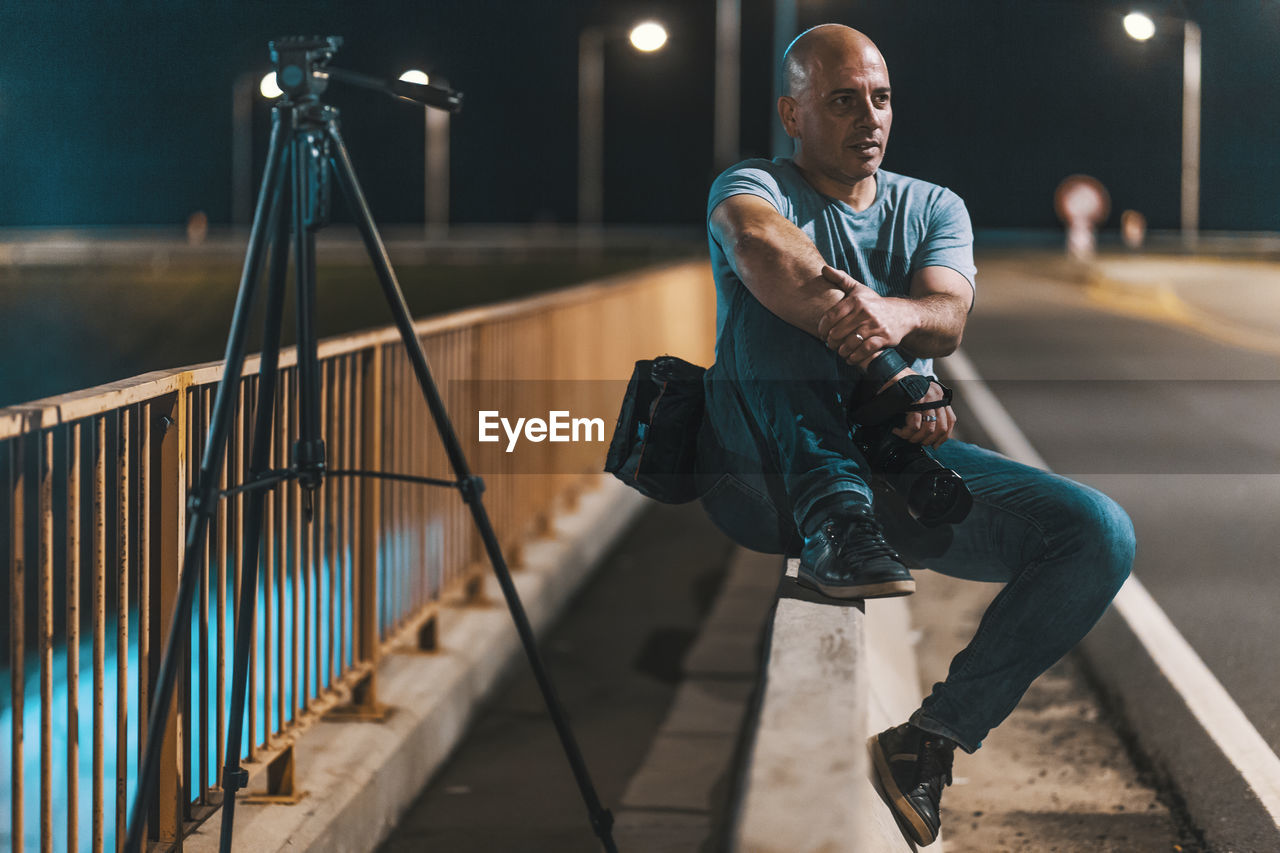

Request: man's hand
left=892, top=375, right=955, bottom=448
left=816, top=266, right=918, bottom=366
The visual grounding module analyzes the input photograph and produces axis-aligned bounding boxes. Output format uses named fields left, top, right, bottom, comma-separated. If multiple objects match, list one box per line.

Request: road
left=950, top=250, right=1280, bottom=851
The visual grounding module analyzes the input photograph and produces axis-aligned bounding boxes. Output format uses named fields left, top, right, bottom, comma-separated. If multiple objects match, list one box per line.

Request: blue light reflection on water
left=0, top=521, right=386, bottom=853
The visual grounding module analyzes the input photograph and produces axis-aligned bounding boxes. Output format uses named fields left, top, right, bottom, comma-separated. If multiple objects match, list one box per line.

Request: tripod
left=124, top=37, right=617, bottom=853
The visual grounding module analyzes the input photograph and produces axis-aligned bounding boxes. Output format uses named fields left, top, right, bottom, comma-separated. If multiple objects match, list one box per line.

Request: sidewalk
left=377, top=500, right=755, bottom=853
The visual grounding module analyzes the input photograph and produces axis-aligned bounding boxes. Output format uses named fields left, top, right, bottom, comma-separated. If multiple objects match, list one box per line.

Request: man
left=696, top=24, right=1135, bottom=846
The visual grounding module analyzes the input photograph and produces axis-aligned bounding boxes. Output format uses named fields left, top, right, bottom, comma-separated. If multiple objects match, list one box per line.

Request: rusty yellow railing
left=1, top=259, right=716, bottom=853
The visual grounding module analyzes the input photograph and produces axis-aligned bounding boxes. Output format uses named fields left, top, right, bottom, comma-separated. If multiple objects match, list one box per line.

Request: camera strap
left=850, top=376, right=952, bottom=427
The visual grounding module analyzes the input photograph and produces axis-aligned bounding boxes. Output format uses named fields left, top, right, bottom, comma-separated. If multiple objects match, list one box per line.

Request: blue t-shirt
left=707, top=157, right=977, bottom=377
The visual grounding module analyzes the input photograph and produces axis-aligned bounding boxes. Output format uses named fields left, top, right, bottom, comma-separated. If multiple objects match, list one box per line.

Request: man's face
left=780, top=42, right=892, bottom=190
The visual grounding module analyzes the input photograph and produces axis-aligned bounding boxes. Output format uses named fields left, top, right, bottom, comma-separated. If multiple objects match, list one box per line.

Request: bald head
left=775, top=23, right=892, bottom=203
left=782, top=24, right=886, bottom=98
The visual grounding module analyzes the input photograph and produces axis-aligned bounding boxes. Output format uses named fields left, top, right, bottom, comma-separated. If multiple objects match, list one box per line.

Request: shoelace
left=916, top=738, right=955, bottom=799
left=822, top=513, right=902, bottom=564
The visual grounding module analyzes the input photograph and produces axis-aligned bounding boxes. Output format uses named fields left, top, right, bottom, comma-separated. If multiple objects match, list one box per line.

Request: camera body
left=847, top=369, right=973, bottom=527
left=853, top=425, right=972, bottom=527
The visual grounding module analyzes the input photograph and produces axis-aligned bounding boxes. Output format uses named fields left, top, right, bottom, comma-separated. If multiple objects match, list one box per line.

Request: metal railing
left=1, top=259, right=716, bottom=852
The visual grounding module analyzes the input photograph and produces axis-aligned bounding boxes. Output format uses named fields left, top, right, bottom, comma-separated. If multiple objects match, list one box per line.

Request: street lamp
left=577, top=20, right=669, bottom=226
left=259, top=72, right=283, bottom=99
left=231, top=71, right=282, bottom=227
left=629, top=21, right=668, bottom=51
left=1123, top=12, right=1156, bottom=41
left=1123, top=9, right=1200, bottom=249
left=400, top=69, right=450, bottom=238
left=714, top=0, right=741, bottom=170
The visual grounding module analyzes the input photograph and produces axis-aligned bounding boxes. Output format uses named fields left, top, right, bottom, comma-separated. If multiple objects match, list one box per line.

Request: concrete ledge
left=186, top=479, right=648, bottom=853
left=732, top=559, right=931, bottom=852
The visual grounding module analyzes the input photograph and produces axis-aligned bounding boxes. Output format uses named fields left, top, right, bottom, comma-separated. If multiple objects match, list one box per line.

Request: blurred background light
left=259, top=71, right=283, bottom=99
left=1124, top=12, right=1156, bottom=41
left=398, top=69, right=430, bottom=86
left=629, top=21, right=668, bottom=53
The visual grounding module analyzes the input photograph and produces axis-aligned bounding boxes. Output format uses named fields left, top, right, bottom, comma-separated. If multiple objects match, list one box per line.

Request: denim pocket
left=698, top=472, right=792, bottom=554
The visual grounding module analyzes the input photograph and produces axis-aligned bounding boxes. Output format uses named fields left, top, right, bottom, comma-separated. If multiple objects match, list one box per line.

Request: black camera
left=853, top=426, right=972, bottom=527
left=847, top=369, right=973, bottom=527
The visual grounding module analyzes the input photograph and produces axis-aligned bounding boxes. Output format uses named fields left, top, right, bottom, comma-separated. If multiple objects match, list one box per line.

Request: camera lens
left=855, top=427, right=973, bottom=527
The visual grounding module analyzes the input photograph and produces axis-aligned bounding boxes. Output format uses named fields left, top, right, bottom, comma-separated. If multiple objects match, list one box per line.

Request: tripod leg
left=324, top=121, right=618, bottom=853
left=124, top=107, right=292, bottom=853
left=291, top=129, right=326, bottom=496
left=218, top=142, right=295, bottom=853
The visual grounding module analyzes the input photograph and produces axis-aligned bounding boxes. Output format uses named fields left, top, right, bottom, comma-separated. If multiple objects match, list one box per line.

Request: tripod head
left=268, top=35, right=464, bottom=113
left=269, top=36, right=342, bottom=102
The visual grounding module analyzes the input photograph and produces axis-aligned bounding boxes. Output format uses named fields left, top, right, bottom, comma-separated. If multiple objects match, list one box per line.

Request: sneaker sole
left=869, top=733, right=937, bottom=846
left=794, top=576, right=915, bottom=600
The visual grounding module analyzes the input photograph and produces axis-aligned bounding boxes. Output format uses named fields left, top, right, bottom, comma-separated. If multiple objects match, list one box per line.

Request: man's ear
left=777, top=96, right=801, bottom=139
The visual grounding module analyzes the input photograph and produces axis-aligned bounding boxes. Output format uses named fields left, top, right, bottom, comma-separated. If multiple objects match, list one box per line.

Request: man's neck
left=791, top=159, right=878, bottom=212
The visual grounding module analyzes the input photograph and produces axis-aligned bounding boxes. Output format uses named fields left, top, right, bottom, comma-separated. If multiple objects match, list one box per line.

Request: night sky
left=1, top=0, right=1277, bottom=231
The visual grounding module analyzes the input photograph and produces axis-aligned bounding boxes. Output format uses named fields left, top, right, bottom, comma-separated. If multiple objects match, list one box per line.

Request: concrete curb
left=731, top=560, right=932, bottom=852
left=186, top=479, right=648, bottom=853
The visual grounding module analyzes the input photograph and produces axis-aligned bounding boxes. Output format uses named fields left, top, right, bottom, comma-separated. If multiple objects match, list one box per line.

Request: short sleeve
left=707, top=161, right=788, bottom=222
left=913, top=189, right=977, bottom=298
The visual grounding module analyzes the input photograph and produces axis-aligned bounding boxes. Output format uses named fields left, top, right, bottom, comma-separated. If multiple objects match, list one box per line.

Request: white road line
left=946, top=347, right=1280, bottom=828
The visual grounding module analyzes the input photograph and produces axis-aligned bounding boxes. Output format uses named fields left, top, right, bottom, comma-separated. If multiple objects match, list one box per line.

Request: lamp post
left=400, top=69, right=450, bottom=238
left=715, top=0, right=741, bottom=170
left=231, top=71, right=281, bottom=228
left=1123, top=10, right=1200, bottom=249
left=772, top=0, right=798, bottom=158
left=577, top=20, right=668, bottom=226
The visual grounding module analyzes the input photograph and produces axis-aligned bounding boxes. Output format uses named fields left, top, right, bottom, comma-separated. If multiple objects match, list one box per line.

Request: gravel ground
left=909, top=568, right=1205, bottom=853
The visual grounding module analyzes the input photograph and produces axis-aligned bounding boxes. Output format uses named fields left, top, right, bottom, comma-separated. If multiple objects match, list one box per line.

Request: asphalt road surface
left=951, top=251, right=1280, bottom=849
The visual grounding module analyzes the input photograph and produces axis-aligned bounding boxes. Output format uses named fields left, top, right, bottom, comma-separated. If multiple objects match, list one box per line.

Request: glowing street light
left=400, top=68, right=450, bottom=237
left=629, top=21, right=668, bottom=52
left=1123, top=12, right=1156, bottom=41
left=259, top=72, right=283, bottom=99
left=579, top=21, right=669, bottom=225
left=1123, top=10, right=1200, bottom=248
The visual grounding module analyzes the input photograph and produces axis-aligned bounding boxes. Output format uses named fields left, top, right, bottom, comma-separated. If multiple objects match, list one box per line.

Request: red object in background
left=1054, top=175, right=1111, bottom=260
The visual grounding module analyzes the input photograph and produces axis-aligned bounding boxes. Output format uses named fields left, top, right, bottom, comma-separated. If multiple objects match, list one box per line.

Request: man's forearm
left=895, top=293, right=969, bottom=358
left=712, top=196, right=848, bottom=338
left=728, top=227, right=846, bottom=337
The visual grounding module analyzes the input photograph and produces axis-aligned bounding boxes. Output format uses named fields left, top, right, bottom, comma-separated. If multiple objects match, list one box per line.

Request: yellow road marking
left=1085, top=274, right=1280, bottom=358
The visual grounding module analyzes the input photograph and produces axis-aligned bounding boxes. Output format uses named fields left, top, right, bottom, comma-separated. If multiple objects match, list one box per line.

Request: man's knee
left=1055, top=484, right=1136, bottom=592
left=727, top=289, right=851, bottom=382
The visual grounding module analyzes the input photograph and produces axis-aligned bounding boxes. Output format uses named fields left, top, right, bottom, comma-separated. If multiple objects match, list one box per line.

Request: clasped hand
left=817, top=265, right=955, bottom=447
left=816, top=265, right=916, bottom=365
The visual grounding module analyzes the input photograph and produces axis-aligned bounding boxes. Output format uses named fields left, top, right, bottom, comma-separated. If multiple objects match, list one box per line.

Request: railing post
left=39, top=430, right=54, bottom=853
left=357, top=348, right=383, bottom=698
left=10, top=434, right=26, bottom=853
left=148, top=390, right=186, bottom=847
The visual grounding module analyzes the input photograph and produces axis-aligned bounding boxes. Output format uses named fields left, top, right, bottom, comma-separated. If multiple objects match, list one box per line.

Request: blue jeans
left=696, top=284, right=1135, bottom=753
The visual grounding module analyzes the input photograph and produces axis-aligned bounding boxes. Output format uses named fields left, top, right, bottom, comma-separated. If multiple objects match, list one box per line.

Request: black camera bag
left=604, top=355, right=706, bottom=503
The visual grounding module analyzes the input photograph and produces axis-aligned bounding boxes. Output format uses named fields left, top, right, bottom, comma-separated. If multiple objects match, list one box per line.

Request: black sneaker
left=796, top=505, right=914, bottom=599
left=869, top=723, right=955, bottom=847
